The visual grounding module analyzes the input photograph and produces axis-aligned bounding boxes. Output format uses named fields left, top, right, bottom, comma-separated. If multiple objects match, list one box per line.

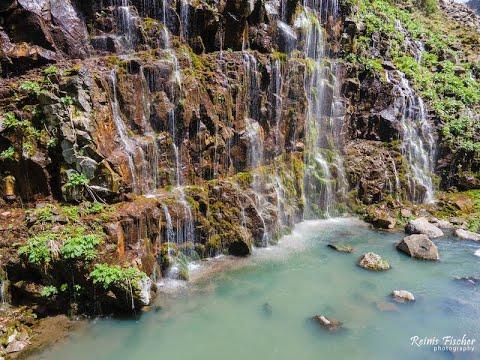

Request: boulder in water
left=454, top=229, right=480, bottom=242
left=453, top=276, right=480, bottom=286
left=375, top=301, right=399, bottom=312
left=312, top=315, right=342, bottom=332
left=405, top=218, right=444, bottom=238
left=391, top=290, right=415, bottom=302
left=396, top=234, right=439, bottom=261
left=357, top=252, right=390, bottom=271
left=327, top=243, right=354, bottom=253
left=429, top=217, right=453, bottom=229
left=263, top=302, right=272, bottom=316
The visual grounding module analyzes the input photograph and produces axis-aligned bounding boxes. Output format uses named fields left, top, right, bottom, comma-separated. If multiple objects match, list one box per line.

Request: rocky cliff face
left=0, top=0, right=478, bottom=332
left=468, top=0, right=480, bottom=14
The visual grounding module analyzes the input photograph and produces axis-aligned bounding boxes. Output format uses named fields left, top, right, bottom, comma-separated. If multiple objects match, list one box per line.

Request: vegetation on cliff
left=351, top=0, right=480, bottom=188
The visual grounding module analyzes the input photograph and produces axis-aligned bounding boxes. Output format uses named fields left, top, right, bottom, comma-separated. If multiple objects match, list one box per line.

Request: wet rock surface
left=358, top=252, right=390, bottom=271
left=312, top=315, right=343, bottom=332
left=391, top=290, right=415, bottom=303
left=0, top=0, right=478, bottom=356
left=327, top=243, right=354, bottom=253
left=440, top=0, right=480, bottom=33
left=405, top=218, right=444, bottom=239
left=454, top=228, right=480, bottom=242
left=396, top=234, right=440, bottom=261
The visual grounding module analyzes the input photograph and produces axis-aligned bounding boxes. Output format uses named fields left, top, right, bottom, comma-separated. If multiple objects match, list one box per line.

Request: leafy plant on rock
left=60, top=234, right=103, bottom=261
left=90, top=264, right=146, bottom=291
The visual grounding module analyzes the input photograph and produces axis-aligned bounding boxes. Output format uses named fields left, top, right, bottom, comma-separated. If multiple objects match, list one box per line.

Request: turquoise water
left=38, top=219, right=480, bottom=360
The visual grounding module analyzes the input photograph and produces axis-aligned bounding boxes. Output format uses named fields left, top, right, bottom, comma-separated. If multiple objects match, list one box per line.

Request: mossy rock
left=327, top=243, right=354, bottom=253
left=358, top=252, right=391, bottom=271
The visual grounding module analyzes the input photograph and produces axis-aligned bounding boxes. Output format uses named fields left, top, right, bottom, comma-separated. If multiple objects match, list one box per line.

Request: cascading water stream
left=109, top=0, right=139, bottom=51
left=242, top=50, right=271, bottom=246
left=299, top=3, right=347, bottom=219
left=0, top=278, right=7, bottom=307
left=245, top=118, right=270, bottom=247
left=385, top=70, right=435, bottom=203
left=108, top=70, right=140, bottom=193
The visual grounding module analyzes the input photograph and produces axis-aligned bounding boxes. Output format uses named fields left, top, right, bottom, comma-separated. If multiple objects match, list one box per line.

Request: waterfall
left=243, top=52, right=260, bottom=121
left=389, top=154, right=401, bottom=201
left=180, top=0, right=190, bottom=41
left=109, top=0, right=139, bottom=51
left=299, top=3, right=348, bottom=219
left=245, top=118, right=270, bottom=246
left=108, top=70, right=140, bottom=193
left=162, top=204, right=175, bottom=246
left=272, top=59, right=283, bottom=155
left=0, top=279, right=7, bottom=307
left=386, top=70, right=435, bottom=203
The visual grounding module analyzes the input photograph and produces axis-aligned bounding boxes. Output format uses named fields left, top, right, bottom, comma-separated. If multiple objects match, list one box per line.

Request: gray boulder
left=429, top=217, right=453, bottom=229
left=392, top=290, right=415, bottom=302
left=396, top=234, right=439, bottom=261
left=455, top=229, right=480, bottom=242
left=405, top=217, right=444, bottom=238
left=358, top=252, right=390, bottom=271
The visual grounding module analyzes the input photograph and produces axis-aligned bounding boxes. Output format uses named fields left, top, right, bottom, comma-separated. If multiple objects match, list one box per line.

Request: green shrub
left=418, top=0, right=437, bottom=15
left=2, top=112, right=21, bottom=129
left=40, top=285, right=58, bottom=298
left=60, top=234, right=102, bottom=261
left=0, top=147, right=15, bottom=160
left=60, top=96, right=74, bottom=106
left=33, top=204, right=56, bottom=223
left=19, top=81, right=42, bottom=95
left=61, top=205, right=80, bottom=222
left=18, top=233, right=56, bottom=265
left=90, top=264, right=145, bottom=290
left=84, top=202, right=104, bottom=215
left=65, top=171, right=90, bottom=189
left=43, top=65, right=58, bottom=76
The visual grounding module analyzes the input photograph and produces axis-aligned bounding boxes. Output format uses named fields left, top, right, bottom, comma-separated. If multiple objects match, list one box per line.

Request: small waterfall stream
left=0, top=279, right=7, bottom=307
left=386, top=70, right=435, bottom=203
left=108, top=69, right=140, bottom=192
left=299, top=3, right=347, bottom=219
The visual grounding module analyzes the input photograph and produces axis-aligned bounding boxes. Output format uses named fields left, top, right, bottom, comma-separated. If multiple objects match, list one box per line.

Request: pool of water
left=38, top=218, right=480, bottom=360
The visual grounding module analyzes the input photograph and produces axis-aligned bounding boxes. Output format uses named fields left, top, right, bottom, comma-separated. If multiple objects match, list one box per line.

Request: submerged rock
left=375, top=301, right=399, bottom=312
left=405, top=218, right=444, bottom=238
left=391, top=290, right=415, bottom=302
left=454, top=229, right=480, bottom=242
left=312, top=315, right=342, bottom=332
left=396, top=234, right=439, bottom=261
left=453, top=276, right=480, bottom=286
left=358, top=252, right=390, bottom=271
left=327, top=243, right=354, bottom=253
left=262, top=302, right=272, bottom=316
